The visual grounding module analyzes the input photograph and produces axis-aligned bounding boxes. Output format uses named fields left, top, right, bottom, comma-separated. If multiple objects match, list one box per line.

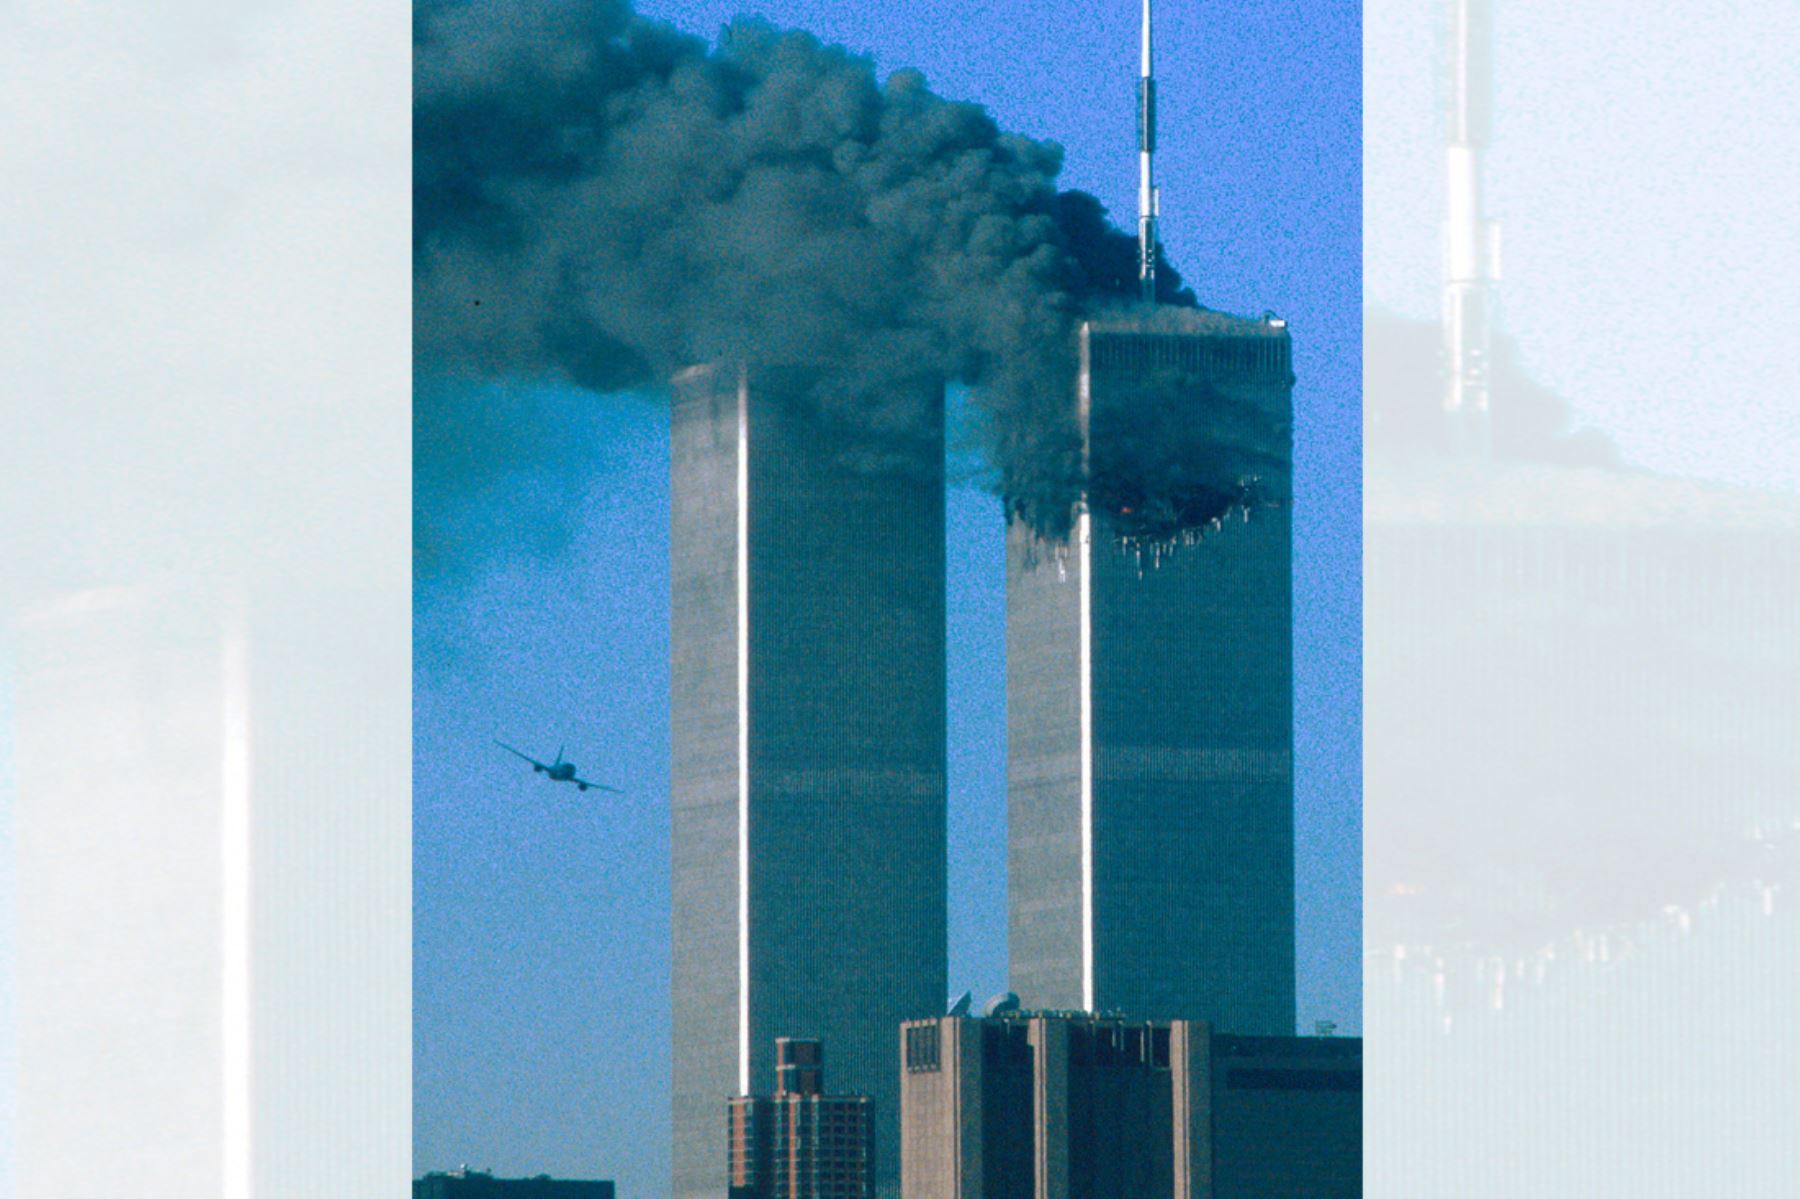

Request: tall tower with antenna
left=1002, top=1, right=1296, bottom=1035
left=1138, top=0, right=1160, bottom=302
left=1443, top=0, right=1498, bottom=453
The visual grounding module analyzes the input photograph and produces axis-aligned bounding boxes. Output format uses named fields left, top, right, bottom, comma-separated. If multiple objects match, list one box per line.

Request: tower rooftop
left=1084, top=305, right=1290, bottom=339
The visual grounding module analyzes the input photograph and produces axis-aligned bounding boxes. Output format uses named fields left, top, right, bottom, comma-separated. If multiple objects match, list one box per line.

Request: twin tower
left=669, top=309, right=1296, bottom=1199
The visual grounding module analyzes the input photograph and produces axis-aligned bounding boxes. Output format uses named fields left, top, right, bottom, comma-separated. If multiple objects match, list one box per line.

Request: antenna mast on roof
left=1444, top=0, right=1498, bottom=455
left=1137, top=0, right=1159, bottom=303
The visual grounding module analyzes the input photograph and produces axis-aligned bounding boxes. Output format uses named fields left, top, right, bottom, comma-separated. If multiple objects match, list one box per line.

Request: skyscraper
left=670, top=363, right=947, bottom=1199
left=1007, top=309, right=1296, bottom=1032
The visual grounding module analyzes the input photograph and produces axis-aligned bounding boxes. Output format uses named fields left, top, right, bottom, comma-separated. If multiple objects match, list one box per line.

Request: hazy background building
left=729, top=1038, right=874, bottom=1199
left=10, top=580, right=410, bottom=1198
left=670, top=363, right=947, bottom=1199
left=1007, top=310, right=1296, bottom=1031
left=1363, top=460, right=1800, bottom=1196
left=900, top=1012, right=1359, bottom=1199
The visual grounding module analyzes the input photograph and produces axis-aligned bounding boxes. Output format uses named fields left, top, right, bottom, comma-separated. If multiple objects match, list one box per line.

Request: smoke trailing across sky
left=415, top=0, right=1259, bottom=570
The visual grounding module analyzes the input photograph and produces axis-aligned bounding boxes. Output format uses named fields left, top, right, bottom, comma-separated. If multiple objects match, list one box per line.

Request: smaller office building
left=414, top=1170, right=614, bottom=1199
left=731, top=1038, right=875, bottom=1199
left=900, top=1013, right=1359, bottom=1199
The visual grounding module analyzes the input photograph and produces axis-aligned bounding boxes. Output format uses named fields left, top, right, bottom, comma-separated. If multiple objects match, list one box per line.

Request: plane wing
left=572, top=776, right=623, bottom=795
left=494, top=739, right=550, bottom=771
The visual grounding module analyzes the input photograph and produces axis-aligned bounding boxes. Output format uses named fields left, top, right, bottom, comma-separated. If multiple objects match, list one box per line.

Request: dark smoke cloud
left=415, top=0, right=1231, bottom=573
left=1090, top=362, right=1289, bottom=552
left=414, top=372, right=622, bottom=578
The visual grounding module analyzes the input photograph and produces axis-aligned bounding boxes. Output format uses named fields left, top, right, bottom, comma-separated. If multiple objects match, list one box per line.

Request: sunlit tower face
left=668, top=363, right=947, bottom=1199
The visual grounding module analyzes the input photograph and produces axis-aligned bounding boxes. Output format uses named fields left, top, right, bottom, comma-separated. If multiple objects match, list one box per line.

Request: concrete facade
left=899, top=1015, right=1359, bottom=1199
left=1007, top=312, right=1297, bottom=1032
left=672, top=364, right=947, bottom=1199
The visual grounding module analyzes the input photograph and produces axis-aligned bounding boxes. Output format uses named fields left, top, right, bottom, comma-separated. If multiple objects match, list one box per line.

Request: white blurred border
left=1, top=2, right=410, bottom=1195
left=1366, top=2, right=1800, bottom=1194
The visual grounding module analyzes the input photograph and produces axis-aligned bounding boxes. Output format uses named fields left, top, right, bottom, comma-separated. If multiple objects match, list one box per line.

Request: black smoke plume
left=416, top=0, right=1249, bottom=571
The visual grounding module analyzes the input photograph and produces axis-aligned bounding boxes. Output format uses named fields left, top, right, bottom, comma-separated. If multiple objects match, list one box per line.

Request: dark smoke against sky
left=413, top=0, right=1252, bottom=573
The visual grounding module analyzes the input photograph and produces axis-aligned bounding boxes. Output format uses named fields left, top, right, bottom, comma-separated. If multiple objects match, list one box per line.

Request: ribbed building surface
left=1007, top=311, right=1296, bottom=1032
left=670, top=364, right=946, bottom=1199
left=899, top=1013, right=1360, bottom=1199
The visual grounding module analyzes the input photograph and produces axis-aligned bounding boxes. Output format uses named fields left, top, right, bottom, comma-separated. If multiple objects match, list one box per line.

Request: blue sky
left=414, top=2, right=1360, bottom=1191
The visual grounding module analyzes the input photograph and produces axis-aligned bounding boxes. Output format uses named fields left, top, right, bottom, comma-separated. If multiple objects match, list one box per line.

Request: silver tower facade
left=670, top=364, right=947, bottom=1199
left=1006, top=310, right=1296, bottom=1032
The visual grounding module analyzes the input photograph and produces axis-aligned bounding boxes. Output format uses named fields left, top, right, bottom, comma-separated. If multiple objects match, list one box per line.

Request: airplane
left=494, top=740, right=622, bottom=794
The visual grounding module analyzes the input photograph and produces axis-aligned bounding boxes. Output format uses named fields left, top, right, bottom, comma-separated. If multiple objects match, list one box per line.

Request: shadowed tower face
left=670, top=364, right=947, bottom=1199
left=1007, top=312, right=1296, bottom=1032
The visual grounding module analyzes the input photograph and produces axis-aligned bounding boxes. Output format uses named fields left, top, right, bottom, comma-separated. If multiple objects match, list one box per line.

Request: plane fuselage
left=499, top=739, right=614, bottom=794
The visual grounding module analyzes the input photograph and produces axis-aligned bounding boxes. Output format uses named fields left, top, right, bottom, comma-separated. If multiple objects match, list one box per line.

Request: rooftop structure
left=414, top=1171, right=615, bottom=1199
left=900, top=1012, right=1360, bottom=1199
left=730, top=1038, right=875, bottom=1199
left=1137, top=0, right=1161, bottom=301
left=1442, top=0, right=1498, bottom=453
